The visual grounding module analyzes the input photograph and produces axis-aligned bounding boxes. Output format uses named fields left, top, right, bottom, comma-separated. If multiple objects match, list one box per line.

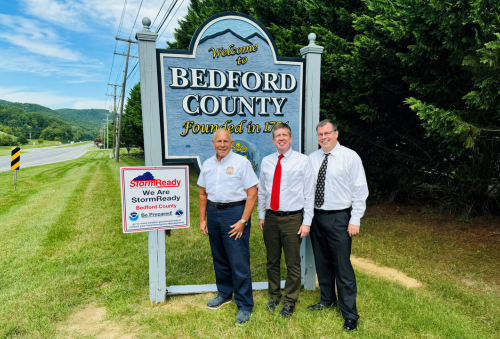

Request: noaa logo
left=175, top=210, right=184, bottom=217
left=129, top=212, right=139, bottom=221
left=226, top=166, right=234, bottom=175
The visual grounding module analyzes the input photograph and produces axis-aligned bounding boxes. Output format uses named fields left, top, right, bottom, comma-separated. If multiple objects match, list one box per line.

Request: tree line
left=123, top=0, right=500, bottom=217
left=0, top=104, right=96, bottom=145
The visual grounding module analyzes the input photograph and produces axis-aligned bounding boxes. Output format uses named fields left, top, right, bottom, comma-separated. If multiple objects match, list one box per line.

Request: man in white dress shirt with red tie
left=308, top=119, right=369, bottom=331
left=257, top=123, right=314, bottom=318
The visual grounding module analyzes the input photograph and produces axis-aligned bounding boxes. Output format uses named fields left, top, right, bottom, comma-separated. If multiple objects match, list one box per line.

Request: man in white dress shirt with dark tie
left=308, top=119, right=369, bottom=331
left=257, top=123, right=314, bottom=318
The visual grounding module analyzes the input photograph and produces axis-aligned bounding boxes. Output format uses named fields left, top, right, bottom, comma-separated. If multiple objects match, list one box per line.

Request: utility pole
left=107, top=84, right=122, bottom=155
left=114, top=38, right=138, bottom=162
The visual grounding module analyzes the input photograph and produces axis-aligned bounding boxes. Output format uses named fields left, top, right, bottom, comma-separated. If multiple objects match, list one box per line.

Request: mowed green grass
left=0, top=151, right=499, bottom=338
left=0, top=141, right=92, bottom=156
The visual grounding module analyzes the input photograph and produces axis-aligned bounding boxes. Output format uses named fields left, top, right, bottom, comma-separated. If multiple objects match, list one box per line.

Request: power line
left=158, top=0, right=185, bottom=41
left=104, top=0, right=129, bottom=110
left=129, top=0, right=145, bottom=38
left=156, top=0, right=178, bottom=34
left=152, top=0, right=169, bottom=27
left=127, top=0, right=185, bottom=84
left=116, top=0, right=128, bottom=38
left=114, top=39, right=136, bottom=163
left=126, top=61, right=139, bottom=81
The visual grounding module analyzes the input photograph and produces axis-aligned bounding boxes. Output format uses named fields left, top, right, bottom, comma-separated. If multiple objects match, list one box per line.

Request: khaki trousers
left=262, top=210, right=303, bottom=306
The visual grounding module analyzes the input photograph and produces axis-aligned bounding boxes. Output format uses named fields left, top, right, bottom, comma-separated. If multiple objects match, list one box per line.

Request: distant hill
left=55, top=108, right=111, bottom=127
left=0, top=99, right=110, bottom=128
left=0, top=99, right=54, bottom=114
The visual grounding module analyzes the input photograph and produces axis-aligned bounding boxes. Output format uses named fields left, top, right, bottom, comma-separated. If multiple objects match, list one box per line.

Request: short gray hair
left=212, top=127, right=232, bottom=141
left=316, top=119, right=337, bottom=131
left=272, top=123, right=292, bottom=138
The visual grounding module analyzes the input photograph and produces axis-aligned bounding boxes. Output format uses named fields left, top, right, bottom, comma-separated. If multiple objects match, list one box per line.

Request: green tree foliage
left=0, top=101, right=99, bottom=140
left=163, top=0, right=499, bottom=215
left=0, top=104, right=96, bottom=142
left=0, top=125, right=13, bottom=135
left=121, top=83, right=144, bottom=152
left=17, top=134, right=28, bottom=145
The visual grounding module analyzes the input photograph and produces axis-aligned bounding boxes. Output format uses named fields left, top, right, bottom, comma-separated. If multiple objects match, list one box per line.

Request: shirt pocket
left=224, top=166, right=241, bottom=183
left=283, top=169, right=303, bottom=187
left=328, top=160, right=347, bottom=183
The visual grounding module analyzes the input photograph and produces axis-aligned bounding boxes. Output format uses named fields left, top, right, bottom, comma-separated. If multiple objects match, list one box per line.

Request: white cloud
left=0, top=87, right=78, bottom=107
left=72, top=100, right=107, bottom=109
left=0, top=87, right=107, bottom=109
left=0, top=49, right=103, bottom=82
left=21, top=0, right=91, bottom=32
left=0, top=14, right=87, bottom=61
left=20, top=0, right=189, bottom=39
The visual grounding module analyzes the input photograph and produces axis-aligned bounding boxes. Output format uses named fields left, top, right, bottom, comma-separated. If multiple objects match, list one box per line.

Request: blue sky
left=0, top=0, right=189, bottom=110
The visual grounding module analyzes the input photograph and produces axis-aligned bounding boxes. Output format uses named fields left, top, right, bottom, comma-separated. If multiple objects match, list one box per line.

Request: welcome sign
left=157, top=12, right=304, bottom=174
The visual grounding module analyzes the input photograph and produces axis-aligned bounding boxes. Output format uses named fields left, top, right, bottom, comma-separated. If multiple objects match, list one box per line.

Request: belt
left=208, top=200, right=246, bottom=209
left=314, top=208, right=350, bottom=214
left=267, top=209, right=303, bottom=217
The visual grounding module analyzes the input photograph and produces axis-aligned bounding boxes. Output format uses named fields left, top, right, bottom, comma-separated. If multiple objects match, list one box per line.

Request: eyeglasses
left=316, top=130, right=336, bottom=138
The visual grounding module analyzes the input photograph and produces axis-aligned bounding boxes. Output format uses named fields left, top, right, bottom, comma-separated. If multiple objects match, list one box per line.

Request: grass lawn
left=0, top=141, right=93, bottom=156
left=0, top=151, right=499, bottom=338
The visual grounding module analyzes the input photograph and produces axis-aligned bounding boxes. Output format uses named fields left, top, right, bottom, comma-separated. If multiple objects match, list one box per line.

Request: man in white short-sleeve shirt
left=197, top=128, right=258, bottom=326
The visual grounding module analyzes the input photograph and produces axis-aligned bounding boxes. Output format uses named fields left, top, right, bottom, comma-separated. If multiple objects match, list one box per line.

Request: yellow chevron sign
left=11, top=146, right=20, bottom=170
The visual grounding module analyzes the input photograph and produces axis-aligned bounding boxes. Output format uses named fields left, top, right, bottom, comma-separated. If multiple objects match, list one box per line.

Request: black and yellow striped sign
left=11, top=146, right=20, bottom=170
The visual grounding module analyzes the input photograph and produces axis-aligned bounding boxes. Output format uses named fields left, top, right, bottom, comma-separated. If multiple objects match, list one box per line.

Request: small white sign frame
left=120, top=166, right=190, bottom=233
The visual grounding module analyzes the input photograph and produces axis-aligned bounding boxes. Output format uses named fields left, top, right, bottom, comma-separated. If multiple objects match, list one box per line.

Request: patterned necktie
left=315, top=153, right=330, bottom=207
left=270, top=154, right=285, bottom=211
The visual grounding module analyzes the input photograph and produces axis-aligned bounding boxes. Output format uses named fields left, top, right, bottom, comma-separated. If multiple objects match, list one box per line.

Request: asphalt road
left=0, top=143, right=95, bottom=172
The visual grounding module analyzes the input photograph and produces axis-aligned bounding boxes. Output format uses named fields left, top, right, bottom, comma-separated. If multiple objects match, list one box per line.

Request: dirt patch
left=315, top=256, right=425, bottom=289
left=162, top=293, right=209, bottom=312
left=351, top=256, right=424, bottom=288
left=57, top=303, right=138, bottom=339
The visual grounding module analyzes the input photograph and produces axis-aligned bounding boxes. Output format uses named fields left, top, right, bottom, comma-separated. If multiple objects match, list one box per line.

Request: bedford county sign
left=157, top=12, right=304, bottom=173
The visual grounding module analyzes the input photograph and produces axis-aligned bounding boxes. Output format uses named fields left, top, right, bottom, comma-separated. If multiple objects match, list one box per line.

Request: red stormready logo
left=129, top=171, right=181, bottom=188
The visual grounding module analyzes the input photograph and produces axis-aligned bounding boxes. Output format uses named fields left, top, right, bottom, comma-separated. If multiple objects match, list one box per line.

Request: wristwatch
left=240, top=219, right=248, bottom=227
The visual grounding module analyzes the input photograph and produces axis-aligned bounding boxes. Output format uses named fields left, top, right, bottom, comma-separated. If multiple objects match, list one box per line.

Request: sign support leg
left=136, top=18, right=165, bottom=304
left=300, top=33, right=325, bottom=290
left=13, top=170, right=17, bottom=190
left=149, top=230, right=166, bottom=303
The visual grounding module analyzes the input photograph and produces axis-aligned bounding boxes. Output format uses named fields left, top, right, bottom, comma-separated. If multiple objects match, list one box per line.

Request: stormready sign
left=120, top=166, right=189, bottom=233
left=157, top=12, right=305, bottom=174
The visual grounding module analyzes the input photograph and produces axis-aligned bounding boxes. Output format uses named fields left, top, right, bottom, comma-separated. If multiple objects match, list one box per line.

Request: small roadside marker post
left=11, top=146, right=20, bottom=190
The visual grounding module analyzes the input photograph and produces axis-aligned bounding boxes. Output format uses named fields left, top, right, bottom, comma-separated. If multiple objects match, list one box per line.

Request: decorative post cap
left=300, top=32, right=324, bottom=56
left=136, top=16, right=157, bottom=41
left=142, top=17, right=152, bottom=31
left=308, top=33, right=317, bottom=45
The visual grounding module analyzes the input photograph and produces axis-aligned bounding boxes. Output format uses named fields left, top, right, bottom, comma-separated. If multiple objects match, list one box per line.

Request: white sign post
left=121, top=166, right=190, bottom=233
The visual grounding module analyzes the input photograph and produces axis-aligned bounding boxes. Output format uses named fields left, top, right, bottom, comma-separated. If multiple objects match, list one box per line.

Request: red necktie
left=270, top=154, right=284, bottom=211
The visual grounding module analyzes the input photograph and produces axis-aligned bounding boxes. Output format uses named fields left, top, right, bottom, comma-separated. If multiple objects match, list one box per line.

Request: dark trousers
left=207, top=204, right=253, bottom=311
left=262, top=210, right=303, bottom=306
left=311, top=209, right=359, bottom=321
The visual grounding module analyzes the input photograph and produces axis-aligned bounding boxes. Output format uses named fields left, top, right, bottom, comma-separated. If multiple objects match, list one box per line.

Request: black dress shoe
left=279, top=304, right=295, bottom=318
left=343, top=319, right=358, bottom=331
left=267, top=298, right=280, bottom=311
left=307, top=301, right=337, bottom=311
